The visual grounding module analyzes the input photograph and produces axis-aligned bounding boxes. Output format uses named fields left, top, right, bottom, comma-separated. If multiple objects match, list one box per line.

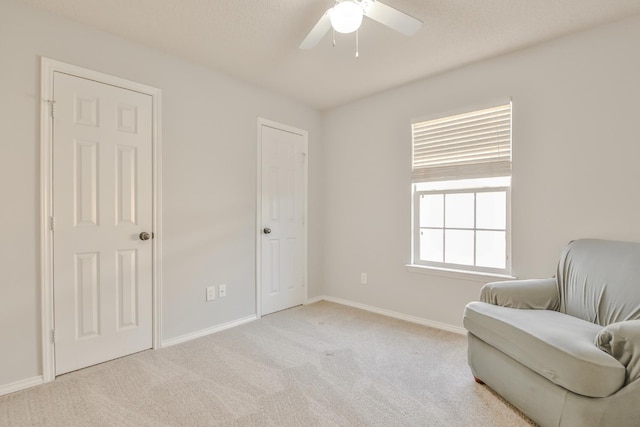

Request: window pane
left=445, top=229, right=474, bottom=265
left=476, top=231, right=506, bottom=269
left=445, top=193, right=474, bottom=228
left=420, top=229, right=443, bottom=262
left=420, top=194, right=444, bottom=227
left=476, top=191, right=506, bottom=230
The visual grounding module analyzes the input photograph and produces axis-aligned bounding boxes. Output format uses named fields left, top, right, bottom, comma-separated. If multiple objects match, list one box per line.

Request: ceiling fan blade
left=299, top=9, right=332, bottom=49
left=364, top=1, right=423, bottom=36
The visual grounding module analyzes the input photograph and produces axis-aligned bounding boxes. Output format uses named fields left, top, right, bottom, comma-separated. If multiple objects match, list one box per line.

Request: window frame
left=409, top=100, right=513, bottom=277
left=411, top=182, right=512, bottom=276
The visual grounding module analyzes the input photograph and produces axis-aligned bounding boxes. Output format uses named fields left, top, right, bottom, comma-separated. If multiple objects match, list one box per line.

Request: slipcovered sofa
left=463, top=239, right=640, bottom=427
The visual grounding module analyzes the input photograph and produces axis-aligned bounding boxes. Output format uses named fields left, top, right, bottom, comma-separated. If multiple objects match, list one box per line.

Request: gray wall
left=321, top=14, right=640, bottom=328
left=0, top=0, right=323, bottom=387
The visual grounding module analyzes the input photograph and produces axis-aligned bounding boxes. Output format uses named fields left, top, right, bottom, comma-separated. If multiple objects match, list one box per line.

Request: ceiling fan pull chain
left=355, top=29, right=359, bottom=58
left=333, top=28, right=336, bottom=47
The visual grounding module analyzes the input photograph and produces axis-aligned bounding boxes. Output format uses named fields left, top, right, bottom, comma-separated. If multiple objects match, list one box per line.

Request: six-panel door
left=53, top=72, right=153, bottom=375
left=260, top=125, right=306, bottom=316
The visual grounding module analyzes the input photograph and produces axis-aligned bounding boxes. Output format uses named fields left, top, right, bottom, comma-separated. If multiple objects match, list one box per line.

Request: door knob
left=263, top=227, right=271, bottom=235
left=139, top=232, right=151, bottom=241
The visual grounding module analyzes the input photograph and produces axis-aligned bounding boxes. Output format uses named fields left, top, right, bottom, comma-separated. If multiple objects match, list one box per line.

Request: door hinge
left=51, top=329, right=56, bottom=344
left=50, top=216, right=56, bottom=231
left=45, top=99, right=56, bottom=118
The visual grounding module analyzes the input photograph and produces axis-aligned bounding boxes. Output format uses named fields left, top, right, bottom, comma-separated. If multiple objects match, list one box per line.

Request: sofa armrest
left=596, top=320, right=640, bottom=386
left=480, top=278, right=560, bottom=310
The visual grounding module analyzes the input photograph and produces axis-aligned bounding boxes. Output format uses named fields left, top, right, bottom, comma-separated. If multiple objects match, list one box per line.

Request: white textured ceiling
left=21, top=0, right=640, bottom=110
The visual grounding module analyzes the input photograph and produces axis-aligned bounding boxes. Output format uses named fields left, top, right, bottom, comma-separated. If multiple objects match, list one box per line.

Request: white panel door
left=53, top=72, right=153, bottom=375
left=261, top=124, right=306, bottom=315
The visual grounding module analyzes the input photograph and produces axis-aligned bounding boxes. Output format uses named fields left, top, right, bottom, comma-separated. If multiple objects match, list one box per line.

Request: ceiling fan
left=299, top=0, right=423, bottom=51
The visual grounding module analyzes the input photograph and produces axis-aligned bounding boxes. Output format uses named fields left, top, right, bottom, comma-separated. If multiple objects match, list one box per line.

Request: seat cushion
left=464, top=302, right=625, bottom=398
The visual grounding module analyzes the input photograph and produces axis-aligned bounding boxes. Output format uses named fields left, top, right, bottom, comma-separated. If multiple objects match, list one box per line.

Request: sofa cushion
left=464, top=302, right=625, bottom=398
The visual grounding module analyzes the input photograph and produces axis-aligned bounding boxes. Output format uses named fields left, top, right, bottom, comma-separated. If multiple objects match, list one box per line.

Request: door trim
left=256, top=118, right=308, bottom=318
left=39, top=57, right=163, bottom=383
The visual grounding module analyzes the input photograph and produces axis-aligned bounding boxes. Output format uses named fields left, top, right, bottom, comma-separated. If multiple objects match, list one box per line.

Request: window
left=411, top=102, right=512, bottom=275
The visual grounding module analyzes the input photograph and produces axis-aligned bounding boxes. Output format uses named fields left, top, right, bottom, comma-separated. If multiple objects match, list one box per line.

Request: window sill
left=406, top=264, right=516, bottom=283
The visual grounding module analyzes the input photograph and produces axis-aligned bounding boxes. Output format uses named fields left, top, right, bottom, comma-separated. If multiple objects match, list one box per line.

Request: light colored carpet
left=0, top=301, right=534, bottom=426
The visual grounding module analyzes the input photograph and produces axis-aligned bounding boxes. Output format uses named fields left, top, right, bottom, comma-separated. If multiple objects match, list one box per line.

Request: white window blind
left=412, top=103, right=512, bottom=182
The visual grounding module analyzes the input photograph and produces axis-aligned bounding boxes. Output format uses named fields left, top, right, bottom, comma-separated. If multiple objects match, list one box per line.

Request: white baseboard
left=161, top=315, right=258, bottom=348
left=310, top=295, right=467, bottom=335
left=0, top=375, right=44, bottom=397
left=304, top=295, right=325, bottom=305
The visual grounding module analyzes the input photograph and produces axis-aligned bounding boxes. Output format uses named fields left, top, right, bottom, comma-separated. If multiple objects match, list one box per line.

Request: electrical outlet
left=218, top=284, right=227, bottom=298
left=360, top=273, right=367, bottom=284
left=206, top=286, right=216, bottom=301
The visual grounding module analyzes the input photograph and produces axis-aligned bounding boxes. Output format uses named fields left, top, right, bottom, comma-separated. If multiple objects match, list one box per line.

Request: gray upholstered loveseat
left=463, top=239, right=640, bottom=427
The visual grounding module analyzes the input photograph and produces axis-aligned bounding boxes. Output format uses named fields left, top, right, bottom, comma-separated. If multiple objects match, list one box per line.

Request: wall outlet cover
left=206, top=286, right=216, bottom=301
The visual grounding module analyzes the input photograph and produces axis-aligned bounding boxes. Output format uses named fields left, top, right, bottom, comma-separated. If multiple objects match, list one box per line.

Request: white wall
left=321, top=14, right=640, bottom=328
left=0, top=0, right=323, bottom=388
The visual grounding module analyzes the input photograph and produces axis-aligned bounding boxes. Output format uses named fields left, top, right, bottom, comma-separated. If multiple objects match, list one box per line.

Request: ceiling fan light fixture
left=330, top=1, right=364, bottom=34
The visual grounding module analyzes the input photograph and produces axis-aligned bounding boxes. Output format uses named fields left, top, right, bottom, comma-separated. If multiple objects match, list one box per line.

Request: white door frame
left=40, top=58, right=163, bottom=383
left=256, top=118, right=308, bottom=318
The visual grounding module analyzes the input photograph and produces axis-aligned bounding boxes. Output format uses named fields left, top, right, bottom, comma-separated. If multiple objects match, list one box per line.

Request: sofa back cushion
left=557, top=239, right=640, bottom=326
